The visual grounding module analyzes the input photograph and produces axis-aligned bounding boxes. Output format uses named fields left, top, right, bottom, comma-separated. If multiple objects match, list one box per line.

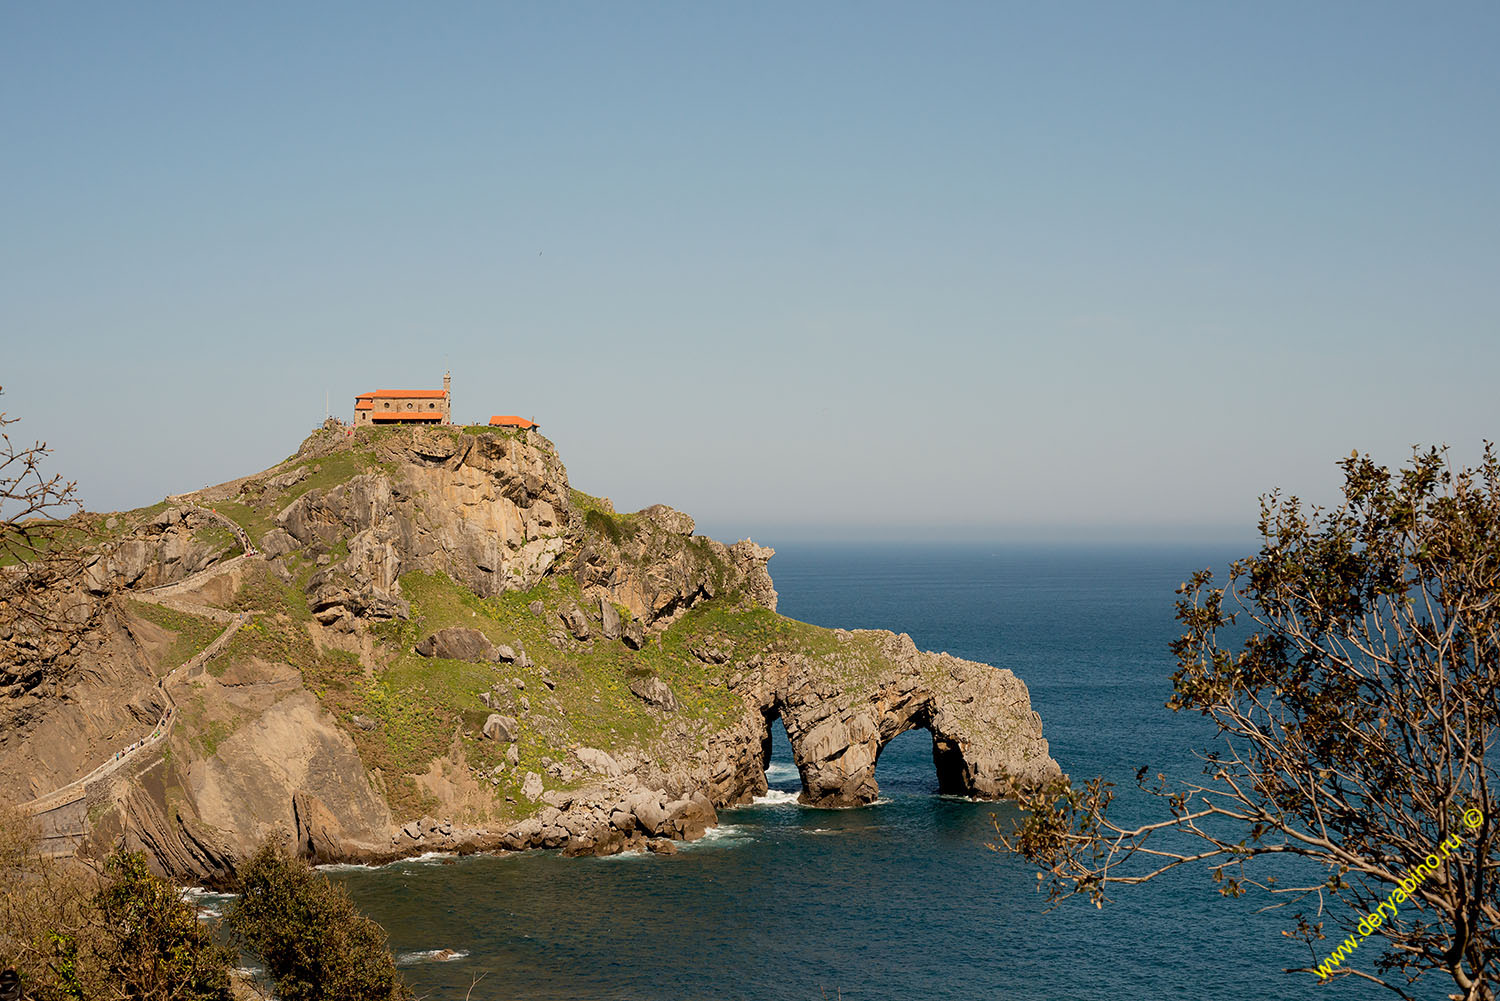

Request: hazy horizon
left=5, top=3, right=1496, bottom=543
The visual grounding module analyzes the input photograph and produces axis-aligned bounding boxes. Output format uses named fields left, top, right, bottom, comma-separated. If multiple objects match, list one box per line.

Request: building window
left=406, top=402, right=414, bottom=410
left=383, top=401, right=390, bottom=409
left=429, top=402, right=435, bottom=409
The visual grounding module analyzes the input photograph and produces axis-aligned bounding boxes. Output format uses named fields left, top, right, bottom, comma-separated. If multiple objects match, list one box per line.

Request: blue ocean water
left=330, top=544, right=1401, bottom=1000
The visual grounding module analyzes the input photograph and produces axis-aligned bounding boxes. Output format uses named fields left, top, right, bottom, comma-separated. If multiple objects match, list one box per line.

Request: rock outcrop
left=273, top=431, right=571, bottom=606
left=85, top=506, right=242, bottom=595
left=751, top=633, right=1058, bottom=806
left=2, top=505, right=241, bottom=700
left=416, top=627, right=500, bottom=661
left=571, top=502, right=778, bottom=626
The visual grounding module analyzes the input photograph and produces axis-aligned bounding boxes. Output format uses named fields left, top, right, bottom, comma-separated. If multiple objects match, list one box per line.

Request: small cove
left=326, top=543, right=1394, bottom=1000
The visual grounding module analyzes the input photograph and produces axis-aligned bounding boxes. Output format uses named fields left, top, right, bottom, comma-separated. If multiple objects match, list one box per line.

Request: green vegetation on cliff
left=125, top=599, right=224, bottom=676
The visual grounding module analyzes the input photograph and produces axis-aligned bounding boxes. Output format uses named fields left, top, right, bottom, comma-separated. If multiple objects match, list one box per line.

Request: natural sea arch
left=755, top=696, right=995, bottom=807
left=719, top=630, right=1058, bottom=810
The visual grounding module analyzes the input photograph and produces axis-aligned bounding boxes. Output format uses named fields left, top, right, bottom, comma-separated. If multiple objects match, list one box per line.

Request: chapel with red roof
left=353, top=372, right=452, bottom=425
left=351, top=373, right=540, bottom=431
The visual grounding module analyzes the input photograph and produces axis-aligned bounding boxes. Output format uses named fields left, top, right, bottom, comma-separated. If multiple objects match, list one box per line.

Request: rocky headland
left=1, top=424, right=1060, bottom=881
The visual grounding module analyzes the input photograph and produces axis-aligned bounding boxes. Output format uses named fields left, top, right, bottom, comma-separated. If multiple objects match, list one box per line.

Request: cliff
left=2, top=424, right=1060, bottom=879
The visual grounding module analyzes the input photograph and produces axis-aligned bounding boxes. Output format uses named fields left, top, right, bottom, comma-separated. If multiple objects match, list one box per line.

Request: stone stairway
left=19, top=503, right=261, bottom=855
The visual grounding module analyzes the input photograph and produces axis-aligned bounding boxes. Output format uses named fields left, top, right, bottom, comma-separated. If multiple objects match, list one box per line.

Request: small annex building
left=489, top=415, right=539, bottom=430
left=354, top=372, right=452, bottom=425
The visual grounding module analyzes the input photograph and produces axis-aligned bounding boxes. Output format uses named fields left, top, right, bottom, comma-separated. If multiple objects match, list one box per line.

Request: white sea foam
left=764, top=763, right=799, bottom=782
left=751, top=789, right=802, bottom=806
left=315, top=861, right=381, bottom=873
left=321, top=850, right=494, bottom=875
left=595, top=848, right=647, bottom=861
left=396, top=948, right=469, bottom=966
left=181, top=888, right=237, bottom=921
left=676, top=824, right=752, bottom=850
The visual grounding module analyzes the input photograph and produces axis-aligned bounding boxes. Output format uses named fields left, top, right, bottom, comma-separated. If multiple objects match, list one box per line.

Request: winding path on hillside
left=20, top=502, right=262, bottom=852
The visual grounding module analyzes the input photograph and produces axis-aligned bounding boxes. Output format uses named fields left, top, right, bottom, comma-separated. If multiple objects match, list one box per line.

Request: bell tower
left=443, top=371, right=452, bottom=424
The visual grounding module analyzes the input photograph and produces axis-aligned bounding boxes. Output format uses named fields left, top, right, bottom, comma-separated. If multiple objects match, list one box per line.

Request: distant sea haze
left=325, top=543, right=1390, bottom=1001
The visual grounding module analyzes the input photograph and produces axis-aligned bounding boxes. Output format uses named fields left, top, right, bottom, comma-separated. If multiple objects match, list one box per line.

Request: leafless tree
left=1, top=388, right=96, bottom=691
left=996, top=445, right=1500, bottom=999
left=1, top=386, right=82, bottom=554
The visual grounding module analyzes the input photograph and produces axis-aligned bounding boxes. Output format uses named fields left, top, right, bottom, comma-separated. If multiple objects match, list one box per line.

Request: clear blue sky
left=4, top=2, right=1497, bottom=544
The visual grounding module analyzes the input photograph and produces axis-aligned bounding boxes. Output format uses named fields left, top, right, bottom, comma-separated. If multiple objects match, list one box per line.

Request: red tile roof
left=370, top=412, right=444, bottom=422
left=354, top=401, right=374, bottom=410
left=359, top=389, right=448, bottom=399
left=489, top=415, right=538, bottom=429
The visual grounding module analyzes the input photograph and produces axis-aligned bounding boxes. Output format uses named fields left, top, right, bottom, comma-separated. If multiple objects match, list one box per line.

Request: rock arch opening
left=871, top=726, right=934, bottom=796
left=760, top=709, right=801, bottom=795
left=870, top=714, right=972, bottom=799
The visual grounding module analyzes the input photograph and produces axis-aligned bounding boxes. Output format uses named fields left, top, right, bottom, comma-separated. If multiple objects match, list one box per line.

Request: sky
left=3, top=2, right=1497, bottom=545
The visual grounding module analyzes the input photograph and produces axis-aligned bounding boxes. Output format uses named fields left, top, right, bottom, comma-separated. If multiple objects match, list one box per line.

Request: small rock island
left=3, top=390, right=1060, bottom=880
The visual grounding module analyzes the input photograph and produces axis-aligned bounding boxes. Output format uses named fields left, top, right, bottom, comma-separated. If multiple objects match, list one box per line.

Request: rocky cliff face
left=3, top=425, right=1059, bottom=880
left=257, top=428, right=775, bottom=635
left=1, top=506, right=236, bottom=699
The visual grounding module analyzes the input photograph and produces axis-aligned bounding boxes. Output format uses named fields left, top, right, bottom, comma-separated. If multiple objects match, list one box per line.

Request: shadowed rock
left=630, top=676, right=678, bottom=712
left=482, top=714, right=519, bottom=742
left=599, top=597, right=622, bottom=640
left=559, top=605, right=591, bottom=640
left=415, top=627, right=498, bottom=661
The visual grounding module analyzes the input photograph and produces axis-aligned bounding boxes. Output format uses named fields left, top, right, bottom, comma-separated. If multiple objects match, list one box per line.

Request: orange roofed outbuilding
left=489, top=415, right=539, bottom=430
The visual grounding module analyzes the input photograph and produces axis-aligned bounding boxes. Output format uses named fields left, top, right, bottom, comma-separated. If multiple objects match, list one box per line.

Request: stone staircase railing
left=18, top=611, right=252, bottom=851
left=16, top=498, right=262, bottom=855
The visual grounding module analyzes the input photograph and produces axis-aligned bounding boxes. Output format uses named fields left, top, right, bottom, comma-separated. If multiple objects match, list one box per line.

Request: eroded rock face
left=183, top=690, right=393, bottom=860
left=572, top=512, right=779, bottom=627
left=760, top=633, right=1060, bottom=807
left=266, top=429, right=778, bottom=640
left=79, top=506, right=239, bottom=597
left=0, top=600, right=166, bottom=796
left=634, top=630, right=1062, bottom=811
left=272, top=432, right=577, bottom=626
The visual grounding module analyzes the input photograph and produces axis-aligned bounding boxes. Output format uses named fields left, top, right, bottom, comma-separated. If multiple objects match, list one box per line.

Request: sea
left=314, top=543, right=1404, bottom=1000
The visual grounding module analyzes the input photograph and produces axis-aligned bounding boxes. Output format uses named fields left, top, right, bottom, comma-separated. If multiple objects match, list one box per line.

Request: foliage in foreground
left=228, top=842, right=413, bottom=1001
left=998, top=445, right=1500, bottom=999
left=0, top=804, right=234, bottom=1001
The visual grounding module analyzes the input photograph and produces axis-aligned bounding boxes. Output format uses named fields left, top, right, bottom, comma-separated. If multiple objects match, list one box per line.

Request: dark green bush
left=94, top=853, right=235, bottom=1001
left=228, top=843, right=412, bottom=1001
left=0, top=805, right=233, bottom=1001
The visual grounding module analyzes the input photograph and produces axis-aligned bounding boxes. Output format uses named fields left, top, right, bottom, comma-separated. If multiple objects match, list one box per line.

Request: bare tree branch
left=0, top=387, right=102, bottom=694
